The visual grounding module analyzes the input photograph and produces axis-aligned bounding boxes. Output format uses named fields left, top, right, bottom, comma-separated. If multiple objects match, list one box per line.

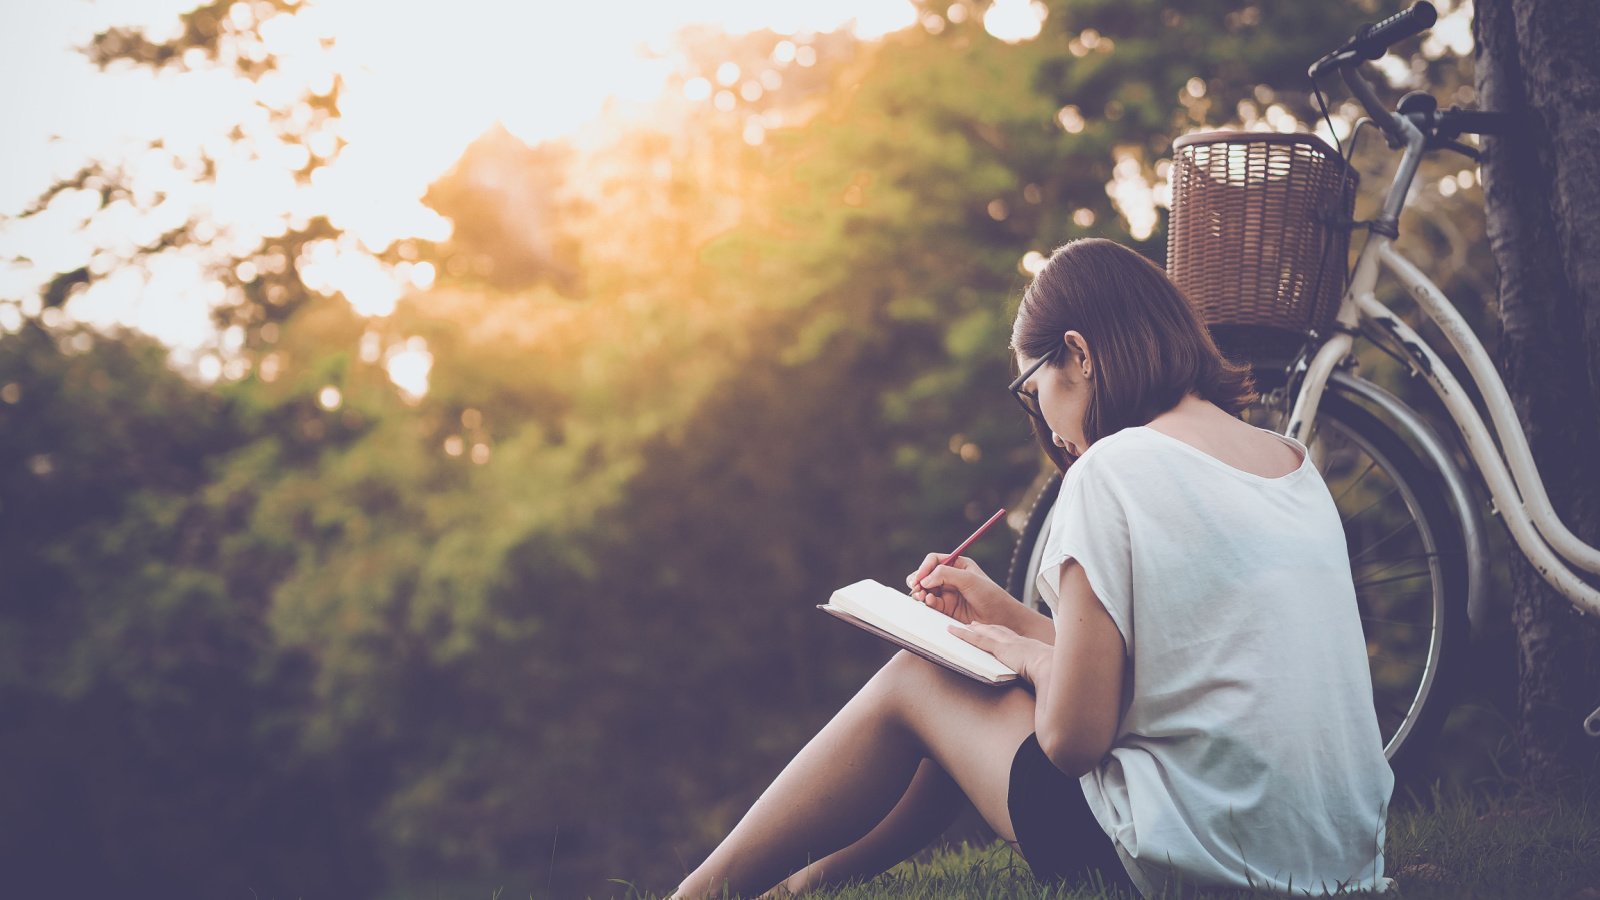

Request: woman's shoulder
left=1084, top=415, right=1308, bottom=481
left=1059, top=427, right=1155, bottom=497
left=1066, top=423, right=1303, bottom=500
left=1069, top=425, right=1163, bottom=472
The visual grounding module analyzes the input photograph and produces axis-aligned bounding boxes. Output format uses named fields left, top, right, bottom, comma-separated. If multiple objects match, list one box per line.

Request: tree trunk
left=1474, top=0, right=1600, bottom=790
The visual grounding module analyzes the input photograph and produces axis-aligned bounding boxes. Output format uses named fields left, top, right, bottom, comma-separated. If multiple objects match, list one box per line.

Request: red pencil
left=938, top=507, right=1007, bottom=568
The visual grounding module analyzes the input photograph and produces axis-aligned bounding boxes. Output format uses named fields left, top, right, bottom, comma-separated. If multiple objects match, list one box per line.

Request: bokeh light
left=0, top=0, right=940, bottom=352
left=983, top=0, right=1047, bottom=43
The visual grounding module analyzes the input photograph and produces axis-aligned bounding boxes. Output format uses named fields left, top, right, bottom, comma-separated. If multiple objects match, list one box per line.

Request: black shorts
left=1007, top=732, right=1138, bottom=894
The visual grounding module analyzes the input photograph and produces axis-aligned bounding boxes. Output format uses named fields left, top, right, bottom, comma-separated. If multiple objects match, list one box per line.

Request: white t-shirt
left=1034, top=424, right=1394, bottom=897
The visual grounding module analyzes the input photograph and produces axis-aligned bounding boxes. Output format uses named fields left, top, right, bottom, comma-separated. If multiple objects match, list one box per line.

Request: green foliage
left=0, top=322, right=382, bottom=897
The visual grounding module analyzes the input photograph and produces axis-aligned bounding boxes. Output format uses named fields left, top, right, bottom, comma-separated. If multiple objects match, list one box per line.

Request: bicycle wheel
left=1003, top=382, right=1469, bottom=782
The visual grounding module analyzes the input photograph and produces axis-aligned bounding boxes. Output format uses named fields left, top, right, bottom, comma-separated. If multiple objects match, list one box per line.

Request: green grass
left=598, top=780, right=1600, bottom=900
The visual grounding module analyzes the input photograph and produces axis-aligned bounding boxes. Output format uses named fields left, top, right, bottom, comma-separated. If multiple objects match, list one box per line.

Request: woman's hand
left=906, top=554, right=1019, bottom=627
left=946, top=622, right=1052, bottom=684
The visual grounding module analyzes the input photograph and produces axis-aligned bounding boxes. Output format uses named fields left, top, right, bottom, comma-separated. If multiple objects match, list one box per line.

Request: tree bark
left=1475, top=0, right=1600, bottom=790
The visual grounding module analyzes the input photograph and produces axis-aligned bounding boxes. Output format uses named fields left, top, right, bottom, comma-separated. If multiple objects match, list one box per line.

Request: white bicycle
left=1006, top=1, right=1600, bottom=782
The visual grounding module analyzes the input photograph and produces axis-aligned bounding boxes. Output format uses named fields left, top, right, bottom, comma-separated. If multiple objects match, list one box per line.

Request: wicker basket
left=1166, top=131, right=1358, bottom=366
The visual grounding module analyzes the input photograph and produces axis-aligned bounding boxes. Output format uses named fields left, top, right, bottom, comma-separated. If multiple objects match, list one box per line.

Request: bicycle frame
left=1280, top=116, right=1600, bottom=735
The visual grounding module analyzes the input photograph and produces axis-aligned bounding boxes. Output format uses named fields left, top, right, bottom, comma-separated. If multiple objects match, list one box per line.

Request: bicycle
left=1003, top=1, right=1600, bottom=783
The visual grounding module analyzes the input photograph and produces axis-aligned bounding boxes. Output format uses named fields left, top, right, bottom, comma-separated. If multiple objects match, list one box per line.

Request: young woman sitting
left=672, top=238, right=1394, bottom=898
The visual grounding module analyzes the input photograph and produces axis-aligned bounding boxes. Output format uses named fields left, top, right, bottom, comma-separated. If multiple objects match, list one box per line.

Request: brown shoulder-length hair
left=1011, top=238, right=1258, bottom=471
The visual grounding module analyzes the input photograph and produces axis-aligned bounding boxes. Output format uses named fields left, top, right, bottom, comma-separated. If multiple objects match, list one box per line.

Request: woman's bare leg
left=764, top=758, right=967, bottom=897
left=672, top=651, right=1036, bottom=899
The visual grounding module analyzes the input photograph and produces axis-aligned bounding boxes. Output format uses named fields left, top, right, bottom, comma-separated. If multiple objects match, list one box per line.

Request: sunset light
left=982, top=0, right=1048, bottom=43
left=0, top=0, right=942, bottom=358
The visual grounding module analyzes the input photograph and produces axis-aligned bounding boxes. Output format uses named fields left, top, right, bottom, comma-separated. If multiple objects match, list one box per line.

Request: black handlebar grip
left=1437, top=108, right=1512, bottom=137
left=1355, top=2, right=1438, bottom=60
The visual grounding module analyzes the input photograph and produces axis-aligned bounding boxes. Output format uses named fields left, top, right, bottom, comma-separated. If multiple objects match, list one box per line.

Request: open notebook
left=818, top=579, right=1020, bottom=686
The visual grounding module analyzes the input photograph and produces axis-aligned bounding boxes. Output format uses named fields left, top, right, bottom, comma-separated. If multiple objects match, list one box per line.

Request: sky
left=0, top=0, right=1059, bottom=362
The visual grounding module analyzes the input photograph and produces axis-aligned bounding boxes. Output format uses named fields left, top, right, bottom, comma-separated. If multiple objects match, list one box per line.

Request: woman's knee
left=855, top=652, right=937, bottom=727
left=878, top=651, right=1005, bottom=719
left=877, top=650, right=948, bottom=698
left=883, top=649, right=928, bottom=677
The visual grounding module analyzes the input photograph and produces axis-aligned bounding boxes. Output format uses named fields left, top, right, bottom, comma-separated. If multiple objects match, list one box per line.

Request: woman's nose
left=1051, top=431, right=1067, bottom=448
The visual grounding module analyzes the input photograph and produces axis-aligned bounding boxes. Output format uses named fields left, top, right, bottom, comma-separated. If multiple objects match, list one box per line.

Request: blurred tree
left=421, top=125, right=584, bottom=296
left=6, top=0, right=345, bottom=351
left=0, top=3, right=394, bottom=896
left=0, top=320, right=382, bottom=898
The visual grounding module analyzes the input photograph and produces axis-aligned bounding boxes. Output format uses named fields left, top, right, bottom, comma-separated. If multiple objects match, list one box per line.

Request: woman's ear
left=1062, top=331, right=1092, bottom=380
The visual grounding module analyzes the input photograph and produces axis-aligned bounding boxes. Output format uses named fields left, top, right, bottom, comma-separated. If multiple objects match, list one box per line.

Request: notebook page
left=830, top=580, right=1018, bottom=679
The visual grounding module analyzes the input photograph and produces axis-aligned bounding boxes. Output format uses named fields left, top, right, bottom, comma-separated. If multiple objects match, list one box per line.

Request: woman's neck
left=1148, top=393, right=1223, bottom=429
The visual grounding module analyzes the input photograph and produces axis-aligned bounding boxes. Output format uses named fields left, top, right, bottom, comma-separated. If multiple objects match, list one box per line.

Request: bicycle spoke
left=1348, top=518, right=1420, bottom=565
left=1352, top=550, right=1456, bottom=570
left=1354, top=551, right=1436, bottom=583
left=1340, top=483, right=1403, bottom=528
left=1332, top=458, right=1382, bottom=508
left=1358, top=614, right=1433, bottom=630
left=1355, top=570, right=1433, bottom=590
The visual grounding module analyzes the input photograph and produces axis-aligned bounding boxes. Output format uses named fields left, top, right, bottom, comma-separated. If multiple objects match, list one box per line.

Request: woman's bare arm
left=1003, top=599, right=1057, bottom=645
left=1031, top=560, right=1126, bottom=776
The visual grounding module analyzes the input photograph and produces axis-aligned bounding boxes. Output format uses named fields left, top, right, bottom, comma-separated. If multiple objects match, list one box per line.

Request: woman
left=673, top=239, right=1394, bottom=898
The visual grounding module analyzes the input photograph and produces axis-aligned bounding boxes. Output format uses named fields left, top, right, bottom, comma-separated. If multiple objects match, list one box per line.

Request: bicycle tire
left=1005, top=468, right=1064, bottom=616
left=1002, top=383, right=1469, bottom=783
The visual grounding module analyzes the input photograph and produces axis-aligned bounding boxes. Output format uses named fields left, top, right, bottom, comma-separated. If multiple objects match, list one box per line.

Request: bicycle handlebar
left=1353, top=2, right=1438, bottom=60
left=1308, top=2, right=1437, bottom=78
left=1436, top=108, right=1510, bottom=139
left=1307, top=2, right=1449, bottom=150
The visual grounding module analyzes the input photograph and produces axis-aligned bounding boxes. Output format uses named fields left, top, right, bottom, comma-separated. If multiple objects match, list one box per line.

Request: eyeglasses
left=1008, top=345, right=1063, bottom=427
